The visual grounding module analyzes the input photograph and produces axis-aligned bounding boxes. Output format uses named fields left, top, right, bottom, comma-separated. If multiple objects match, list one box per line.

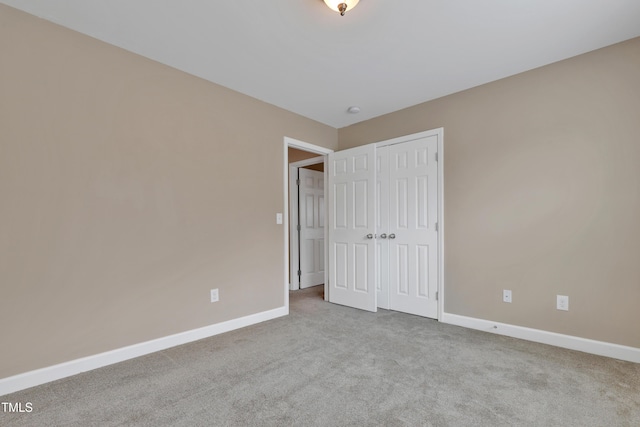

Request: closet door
left=328, top=144, right=377, bottom=312
left=388, top=136, right=439, bottom=318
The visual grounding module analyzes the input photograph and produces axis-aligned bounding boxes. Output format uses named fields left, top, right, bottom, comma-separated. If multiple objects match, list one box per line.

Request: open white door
left=328, top=144, right=377, bottom=312
left=299, top=168, right=325, bottom=289
left=387, top=136, right=439, bottom=318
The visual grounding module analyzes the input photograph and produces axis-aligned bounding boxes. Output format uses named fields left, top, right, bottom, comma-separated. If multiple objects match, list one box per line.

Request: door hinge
left=435, top=152, right=438, bottom=161
left=435, top=222, right=438, bottom=232
left=297, top=270, right=301, bottom=277
left=296, top=179, right=300, bottom=186
left=436, top=291, right=439, bottom=300
left=297, top=224, right=301, bottom=231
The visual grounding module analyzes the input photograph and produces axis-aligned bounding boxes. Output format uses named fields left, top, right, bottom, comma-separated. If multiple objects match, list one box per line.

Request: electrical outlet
left=502, top=289, right=512, bottom=303
left=210, top=289, right=219, bottom=303
left=557, top=295, right=569, bottom=311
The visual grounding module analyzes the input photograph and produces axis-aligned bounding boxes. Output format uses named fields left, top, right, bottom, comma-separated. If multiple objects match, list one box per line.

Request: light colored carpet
left=2, top=285, right=639, bottom=426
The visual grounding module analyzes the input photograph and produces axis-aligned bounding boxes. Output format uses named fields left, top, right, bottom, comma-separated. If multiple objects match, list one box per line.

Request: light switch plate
left=276, top=213, right=283, bottom=224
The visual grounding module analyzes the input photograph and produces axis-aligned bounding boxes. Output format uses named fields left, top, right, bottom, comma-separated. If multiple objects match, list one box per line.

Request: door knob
left=379, top=233, right=387, bottom=239
left=366, top=234, right=374, bottom=239
left=388, top=233, right=396, bottom=239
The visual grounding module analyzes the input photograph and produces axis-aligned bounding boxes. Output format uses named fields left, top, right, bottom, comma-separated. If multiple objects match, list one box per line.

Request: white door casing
left=328, top=144, right=377, bottom=312
left=299, top=168, right=325, bottom=289
left=386, top=136, right=439, bottom=318
left=284, top=137, right=332, bottom=303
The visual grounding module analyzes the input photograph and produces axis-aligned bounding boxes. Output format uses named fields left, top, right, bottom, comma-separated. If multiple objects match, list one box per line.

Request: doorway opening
left=283, top=137, right=333, bottom=310
left=289, top=154, right=325, bottom=291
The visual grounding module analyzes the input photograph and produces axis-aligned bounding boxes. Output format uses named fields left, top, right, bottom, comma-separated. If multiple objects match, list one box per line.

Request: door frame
left=283, top=129, right=443, bottom=320
left=374, top=128, right=444, bottom=320
left=289, top=157, right=325, bottom=291
left=283, top=137, right=333, bottom=310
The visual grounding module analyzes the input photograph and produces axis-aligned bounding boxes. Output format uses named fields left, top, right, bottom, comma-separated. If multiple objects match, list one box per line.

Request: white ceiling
left=3, top=0, right=640, bottom=128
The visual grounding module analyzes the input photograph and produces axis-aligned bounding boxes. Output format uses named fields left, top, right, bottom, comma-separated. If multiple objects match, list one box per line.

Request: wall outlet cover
left=557, top=295, right=569, bottom=311
left=210, top=289, right=219, bottom=303
left=503, top=289, right=512, bottom=303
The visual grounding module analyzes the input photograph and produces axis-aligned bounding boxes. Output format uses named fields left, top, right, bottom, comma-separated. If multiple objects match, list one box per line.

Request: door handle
left=388, top=233, right=396, bottom=239
left=379, top=233, right=387, bottom=239
left=366, top=234, right=374, bottom=239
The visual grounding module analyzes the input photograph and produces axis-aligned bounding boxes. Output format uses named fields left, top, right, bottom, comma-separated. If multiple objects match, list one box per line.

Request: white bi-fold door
left=328, top=132, right=440, bottom=319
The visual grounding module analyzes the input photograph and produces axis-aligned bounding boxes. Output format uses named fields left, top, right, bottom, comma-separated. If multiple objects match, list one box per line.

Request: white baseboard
left=0, top=306, right=288, bottom=397
left=441, top=313, right=640, bottom=363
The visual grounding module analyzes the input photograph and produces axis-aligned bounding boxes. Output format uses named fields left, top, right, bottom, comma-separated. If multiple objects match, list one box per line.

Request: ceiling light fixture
left=323, top=0, right=360, bottom=16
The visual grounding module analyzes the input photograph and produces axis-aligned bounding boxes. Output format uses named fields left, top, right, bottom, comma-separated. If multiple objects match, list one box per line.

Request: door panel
left=328, top=144, right=377, bottom=312
left=299, top=168, right=325, bottom=289
left=354, top=180, right=369, bottom=227
left=396, top=178, right=408, bottom=228
left=417, top=245, right=429, bottom=297
left=388, top=136, right=439, bottom=318
left=396, top=244, right=409, bottom=295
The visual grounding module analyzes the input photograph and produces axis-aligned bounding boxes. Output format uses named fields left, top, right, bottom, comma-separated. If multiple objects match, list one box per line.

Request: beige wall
left=288, top=147, right=322, bottom=164
left=2, top=3, right=638, bottom=382
left=0, top=5, right=337, bottom=379
left=303, top=163, right=324, bottom=172
left=340, top=37, right=640, bottom=348
left=288, top=148, right=324, bottom=171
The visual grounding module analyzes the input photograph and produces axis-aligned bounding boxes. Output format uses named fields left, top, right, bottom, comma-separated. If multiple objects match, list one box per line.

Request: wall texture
left=2, top=3, right=638, bottom=383
left=0, top=5, right=337, bottom=379
left=339, top=37, right=640, bottom=348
